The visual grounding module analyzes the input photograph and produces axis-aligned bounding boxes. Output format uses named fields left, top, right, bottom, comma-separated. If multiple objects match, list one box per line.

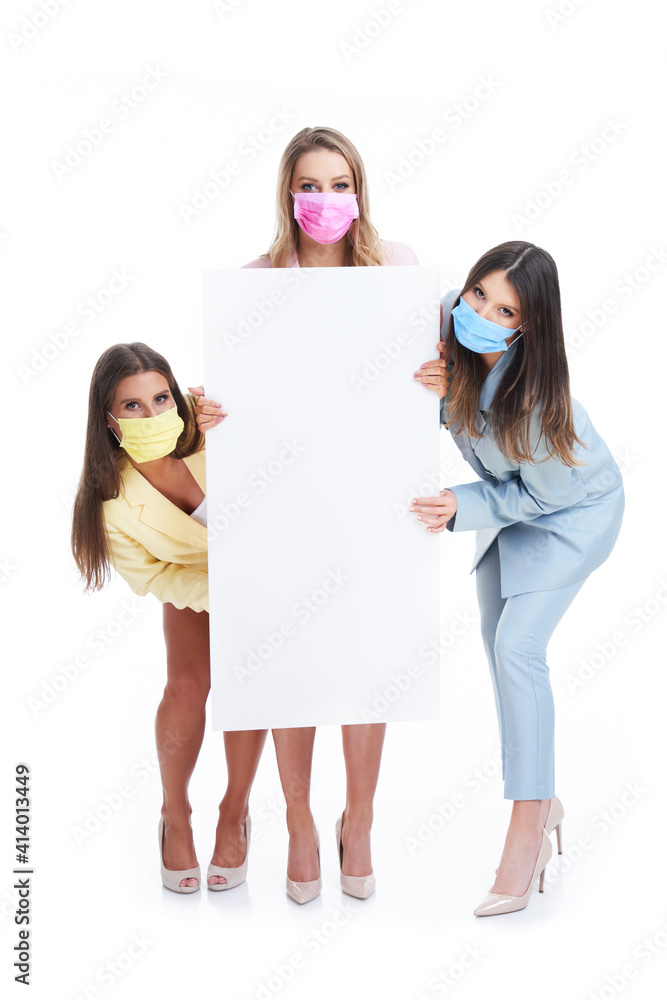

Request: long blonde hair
left=264, top=127, right=384, bottom=268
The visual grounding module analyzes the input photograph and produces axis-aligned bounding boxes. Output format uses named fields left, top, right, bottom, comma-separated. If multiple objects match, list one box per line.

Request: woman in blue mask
left=71, top=343, right=268, bottom=893
left=412, top=241, right=624, bottom=916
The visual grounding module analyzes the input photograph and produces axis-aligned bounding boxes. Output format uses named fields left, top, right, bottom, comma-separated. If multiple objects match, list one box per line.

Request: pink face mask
left=290, top=190, right=359, bottom=245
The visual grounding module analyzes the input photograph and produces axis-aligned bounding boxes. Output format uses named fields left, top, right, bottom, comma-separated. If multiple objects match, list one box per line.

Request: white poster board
left=202, top=265, right=441, bottom=730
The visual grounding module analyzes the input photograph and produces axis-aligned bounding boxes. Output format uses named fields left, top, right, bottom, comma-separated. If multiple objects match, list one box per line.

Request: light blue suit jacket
left=439, top=290, right=624, bottom=596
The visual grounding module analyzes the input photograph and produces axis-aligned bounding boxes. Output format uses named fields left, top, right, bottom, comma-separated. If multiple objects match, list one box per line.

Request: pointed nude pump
left=335, top=814, right=376, bottom=899
left=474, top=827, right=552, bottom=917
left=207, top=816, right=251, bottom=891
left=286, top=828, right=321, bottom=905
left=158, top=817, right=200, bottom=893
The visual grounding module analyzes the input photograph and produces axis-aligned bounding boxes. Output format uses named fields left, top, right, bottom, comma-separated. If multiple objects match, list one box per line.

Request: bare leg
left=272, top=728, right=319, bottom=882
left=339, top=723, right=386, bottom=876
left=157, top=603, right=211, bottom=888
left=208, top=730, right=268, bottom=886
left=490, top=799, right=551, bottom=895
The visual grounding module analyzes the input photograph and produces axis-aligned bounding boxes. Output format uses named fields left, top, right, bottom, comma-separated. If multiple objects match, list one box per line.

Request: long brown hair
left=71, top=343, right=203, bottom=591
left=444, top=241, right=583, bottom=466
left=262, top=126, right=384, bottom=268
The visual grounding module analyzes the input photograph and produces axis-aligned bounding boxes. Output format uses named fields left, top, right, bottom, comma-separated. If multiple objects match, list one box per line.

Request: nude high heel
left=286, top=828, right=321, bottom=905
left=335, top=814, right=376, bottom=899
left=207, top=816, right=251, bottom=891
left=495, top=796, right=564, bottom=873
left=474, top=827, right=552, bottom=917
left=545, top=795, right=564, bottom=854
left=158, top=817, right=200, bottom=893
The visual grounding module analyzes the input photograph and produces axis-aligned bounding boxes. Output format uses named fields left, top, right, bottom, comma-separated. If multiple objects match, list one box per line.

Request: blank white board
left=202, top=265, right=441, bottom=730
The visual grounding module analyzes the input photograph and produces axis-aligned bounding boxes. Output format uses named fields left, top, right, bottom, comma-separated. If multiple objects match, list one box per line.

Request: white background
left=2, top=2, right=665, bottom=999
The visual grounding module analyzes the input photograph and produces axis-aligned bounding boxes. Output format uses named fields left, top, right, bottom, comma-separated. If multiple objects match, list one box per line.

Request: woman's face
left=107, top=370, right=174, bottom=442
left=290, top=148, right=356, bottom=195
left=462, top=269, right=522, bottom=336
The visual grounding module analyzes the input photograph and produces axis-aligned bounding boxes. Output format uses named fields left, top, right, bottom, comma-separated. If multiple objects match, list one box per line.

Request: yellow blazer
left=102, top=446, right=208, bottom=613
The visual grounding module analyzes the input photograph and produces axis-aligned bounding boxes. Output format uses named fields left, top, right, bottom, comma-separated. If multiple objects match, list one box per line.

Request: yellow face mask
left=107, top=405, right=185, bottom=463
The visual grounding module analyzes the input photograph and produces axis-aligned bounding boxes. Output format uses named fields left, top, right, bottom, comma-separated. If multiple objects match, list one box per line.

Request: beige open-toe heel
left=158, top=817, right=200, bottom=893
left=207, top=816, right=251, bottom=891
left=286, top=827, right=321, bottom=905
left=474, top=827, right=552, bottom=917
left=335, top=813, right=376, bottom=899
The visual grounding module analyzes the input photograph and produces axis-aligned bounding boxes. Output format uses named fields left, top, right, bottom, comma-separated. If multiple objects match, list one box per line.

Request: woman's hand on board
left=410, top=489, right=458, bottom=533
left=413, top=304, right=450, bottom=399
left=187, top=385, right=227, bottom=432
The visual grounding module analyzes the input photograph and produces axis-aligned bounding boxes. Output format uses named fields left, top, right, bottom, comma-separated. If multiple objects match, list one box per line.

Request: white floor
left=9, top=600, right=665, bottom=1000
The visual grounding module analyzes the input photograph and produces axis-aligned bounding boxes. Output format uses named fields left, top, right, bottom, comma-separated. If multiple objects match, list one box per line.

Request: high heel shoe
left=158, top=817, right=200, bottom=893
left=474, top=827, right=552, bottom=917
left=286, top=827, right=321, bottom=904
left=207, top=816, right=251, bottom=891
left=495, top=796, right=564, bottom=873
left=335, top=814, right=376, bottom=899
left=545, top=795, right=564, bottom=854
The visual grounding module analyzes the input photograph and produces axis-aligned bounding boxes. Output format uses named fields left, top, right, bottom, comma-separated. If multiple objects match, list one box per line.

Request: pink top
left=241, top=239, right=418, bottom=268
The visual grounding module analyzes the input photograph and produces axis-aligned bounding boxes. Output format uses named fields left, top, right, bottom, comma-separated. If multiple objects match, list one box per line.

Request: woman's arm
left=104, top=522, right=209, bottom=612
left=412, top=440, right=588, bottom=534
left=445, top=456, right=588, bottom=531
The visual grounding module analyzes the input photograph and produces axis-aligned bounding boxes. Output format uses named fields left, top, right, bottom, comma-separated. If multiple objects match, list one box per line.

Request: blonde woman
left=241, top=126, right=418, bottom=902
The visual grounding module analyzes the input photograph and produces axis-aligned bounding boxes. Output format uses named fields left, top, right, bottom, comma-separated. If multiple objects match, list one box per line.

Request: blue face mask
left=451, top=295, right=522, bottom=354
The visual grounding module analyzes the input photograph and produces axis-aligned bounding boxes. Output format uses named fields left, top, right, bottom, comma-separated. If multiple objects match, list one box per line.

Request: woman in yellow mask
left=71, top=342, right=268, bottom=893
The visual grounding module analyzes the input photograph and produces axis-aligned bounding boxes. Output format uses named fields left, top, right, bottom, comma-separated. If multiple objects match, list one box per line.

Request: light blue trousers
left=475, top=537, right=586, bottom=800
